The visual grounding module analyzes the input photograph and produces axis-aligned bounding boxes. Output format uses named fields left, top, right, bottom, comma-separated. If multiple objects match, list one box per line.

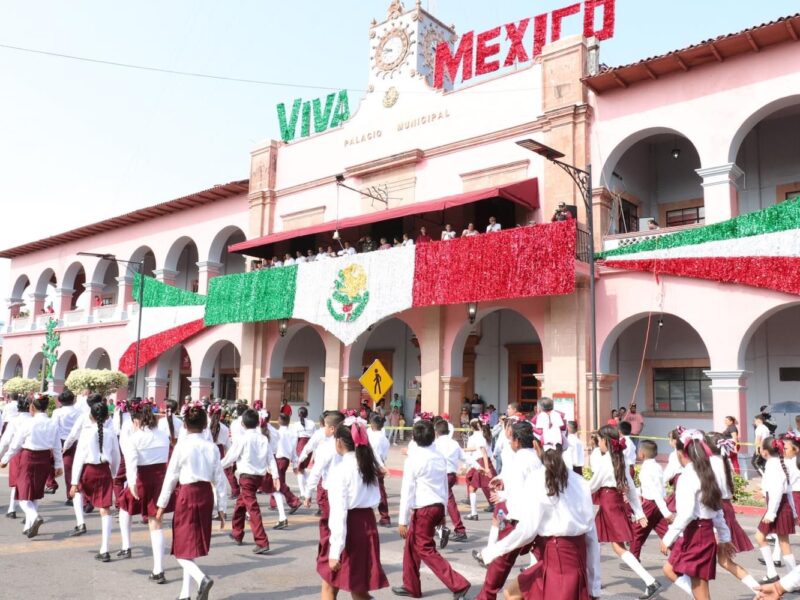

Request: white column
left=196, top=261, right=222, bottom=295
left=188, top=376, right=213, bottom=402
left=695, top=163, right=744, bottom=224
left=152, top=268, right=178, bottom=286
left=116, top=276, right=133, bottom=320
left=703, top=369, right=750, bottom=441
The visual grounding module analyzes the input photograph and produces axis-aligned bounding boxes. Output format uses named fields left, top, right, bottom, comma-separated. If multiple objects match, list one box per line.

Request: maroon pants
left=630, top=498, right=670, bottom=560
left=232, top=475, right=269, bottom=548
left=730, top=452, right=741, bottom=475
left=476, top=520, right=530, bottom=600
left=446, top=473, right=466, bottom=535
left=276, top=458, right=300, bottom=508
left=225, top=465, right=240, bottom=497
left=378, top=474, right=391, bottom=524
left=402, top=504, right=470, bottom=597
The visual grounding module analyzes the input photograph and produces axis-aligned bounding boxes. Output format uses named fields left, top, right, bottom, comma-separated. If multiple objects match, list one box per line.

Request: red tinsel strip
left=533, top=13, right=548, bottom=57
left=551, top=3, right=581, bottom=42
left=118, top=319, right=207, bottom=376
left=602, top=257, right=800, bottom=296
left=584, top=0, right=616, bottom=41
left=412, top=221, right=576, bottom=307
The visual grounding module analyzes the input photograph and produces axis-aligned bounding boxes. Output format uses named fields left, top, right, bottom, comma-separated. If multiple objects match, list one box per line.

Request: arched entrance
left=208, top=226, right=247, bottom=276
left=27, top=352, right=45, bottom=380
left=153, top=345, right=192, bottom=402
left=53, top=351, right=79, bottom=382
left=165, top=237, right=200, bottom=292
left=2, top=354, right=23, bottom=381
left=269, top=324, right=327, bottom=418
left=200, top=341, right=241, bottom=401
left=85, top=348, right=112, bottom=370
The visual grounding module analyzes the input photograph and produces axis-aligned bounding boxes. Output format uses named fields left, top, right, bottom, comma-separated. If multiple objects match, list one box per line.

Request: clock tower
left=369, top=0, right=456, bottom=92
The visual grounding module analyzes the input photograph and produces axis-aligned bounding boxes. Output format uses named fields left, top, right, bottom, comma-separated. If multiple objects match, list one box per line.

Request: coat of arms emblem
left=327, top=264, right=370, bottom=322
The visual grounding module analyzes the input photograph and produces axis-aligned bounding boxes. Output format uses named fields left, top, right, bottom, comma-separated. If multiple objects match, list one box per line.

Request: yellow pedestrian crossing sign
left=360, top=359, right=393, bottom=404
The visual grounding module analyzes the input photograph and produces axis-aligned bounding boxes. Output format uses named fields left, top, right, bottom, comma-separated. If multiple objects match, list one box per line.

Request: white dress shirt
left=158, top=414, right=183, bottom=441
left=622, top=435, right=637, bottom=467
left=0, top=413, right=31, bottom=459
left=482, top=470, right=594, bottom=564
left=589, top=451, right=645, bottom=520
left=229, top=416, right=246, bottom=440
left=496, top=448, right=542, bottom=520
left=178, top=425, right=212, bottom=442
left=306, top=435, right=340, bottom=492
left=72, top=422, right=121, bottom=483
left=327, top=452, right=381, bottom=560
left=368, top=428, right=390, bottom=467
left=1, top=413, right=63, bottom=469
left=663, top=450, right=682, bottom=485
left=762, top=457, right=795, bottom=521
left=275, top=426, right=297, bottom=464
left=63, top=412, right=114, bottom=451
left=589, top=447, right=602, bottom=472
left=52, top=404, right=82, bottom=441
left=441, top=230, right=456, bottom=241
left=434, top=435, right=474, bottom=474
left=112, top=411, right=133, bottom=437
left=298, top=427, right=326, bottom=464
left=399, top=444, right=448, bottom=526
left=638, top=458, right=672, bottom=519
left=709, top=455, right=733, bottom=500
left=788, top=458, right=800, bottom=493
left=466, top=431, right=493, bottom=465
left=662, top=463, right=731, bottom=548
left=401, top=239, right=414, bottom=247
left=290, top=418, right=316, bottom=439
left=157, top=433, right=228, bottom=513
left=565, top=433, right=585, bottom=468
left=211, top=423, right=231, bottom=449
left=220, top=428, right=278, bottom=478
left=486, top=222, right=502, bottom=233
left=122, top=427, right=170, bottom=489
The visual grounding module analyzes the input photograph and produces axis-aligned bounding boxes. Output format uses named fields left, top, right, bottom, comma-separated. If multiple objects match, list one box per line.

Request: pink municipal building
left=2, top=3, right=800, bottom=446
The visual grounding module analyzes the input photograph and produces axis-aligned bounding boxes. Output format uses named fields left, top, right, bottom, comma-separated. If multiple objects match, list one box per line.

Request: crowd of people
left=2, top=389, right=800, bottom=599
left=250, top=217, right=506, bottom=271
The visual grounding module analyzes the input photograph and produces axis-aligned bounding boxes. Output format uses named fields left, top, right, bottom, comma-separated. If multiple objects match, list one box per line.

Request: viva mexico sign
left=434, top=0, right=616, bottom=89
left=276, top=90, right=350, bottom=142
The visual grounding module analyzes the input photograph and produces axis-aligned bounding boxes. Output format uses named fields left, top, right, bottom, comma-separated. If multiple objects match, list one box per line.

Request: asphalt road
left=0, top=449, right=776, bottom=599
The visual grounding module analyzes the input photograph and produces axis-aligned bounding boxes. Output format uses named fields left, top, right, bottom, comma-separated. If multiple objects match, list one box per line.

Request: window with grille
left=666, top=206, right=705, bottom=227
left=518, top=362, right=540, bottom=413
left=653, top=367, right=712, bottom=412
left=283, top=370, right=306, bottom=403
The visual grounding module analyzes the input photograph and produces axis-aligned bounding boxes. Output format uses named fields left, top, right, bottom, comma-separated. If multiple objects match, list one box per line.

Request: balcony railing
left=93, top=305, right=118, bottom=323
left=11, top=317, right=30, bottom=332
left=577, top=227, right=591, bottom=262
left=62, top=309, right=85, bottom=325
left=602, top=222, right=702, bottom=252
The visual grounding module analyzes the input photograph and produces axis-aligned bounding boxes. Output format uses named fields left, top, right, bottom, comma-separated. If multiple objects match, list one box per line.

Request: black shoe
left=439, top=526, right=450, bottom=549
left=43, top=487, right=57, bottom=495
left=148, top=572, right=166, bottom=584
left=472, top=549, right=486, bottom=568
left=197, top=576, right=214, bottom=600
left=273, top=520, right=288, bottom=530
left=252, top=544, right=270, bottom=555
left=70, top=524, right=87, bottom=537
left=116, top=548, right=131, bottom=559
left=289, top=504, right=300, bottom=515
left=638, top=581, right=661, bottom=600
left=229, top=533, right=243, bottom=545
left=761, top=575, right=781, bottom=584
left=758, top=557, right=783, bottom=567
left=84, top=502, right=94, bottom=514
left=392, top=587, right=415, bottom=597
left=5, top=511, right=16, bottom=519
left=64, top=498, right=73, bottom=506
left=453, top=585, right=471, bottom=600
left=484, top=504, right=495, bottom=513
left=451, top=532, right=468, bottom=542
left=27, top=517, right=44, bottom=538
left=94, top=552, right=111, bottom=563
left=466, top=514, right=479, bottom=521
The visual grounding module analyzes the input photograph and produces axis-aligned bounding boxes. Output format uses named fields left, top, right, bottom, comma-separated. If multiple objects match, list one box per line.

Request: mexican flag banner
left=598, top=197, right=800, bottom=295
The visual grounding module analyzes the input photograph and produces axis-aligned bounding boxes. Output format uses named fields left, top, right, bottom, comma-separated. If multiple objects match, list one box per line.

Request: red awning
left=230, top=178, right=539, bottom=256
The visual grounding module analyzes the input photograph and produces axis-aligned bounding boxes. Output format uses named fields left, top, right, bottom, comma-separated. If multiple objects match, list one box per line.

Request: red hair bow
left=252, top=400, right=264, bottom=411
left=181, top=400, right=205, bottom=418
left=773, top=438, right=786, bottom=455
left=351, top=423, right=369, bottom=447
left=610, top=437, right=627, bottom=452
left=207, top=403, right=222, bottom=416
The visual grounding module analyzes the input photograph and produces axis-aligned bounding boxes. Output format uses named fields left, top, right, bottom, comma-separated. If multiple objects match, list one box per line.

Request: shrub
left=3, top=377, right=40, bottom=396
left=65, top=369, right=128, bottom=396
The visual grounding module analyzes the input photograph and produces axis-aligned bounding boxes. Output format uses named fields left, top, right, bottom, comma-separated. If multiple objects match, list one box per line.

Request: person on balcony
left=551, top=202, right=574, bottom=222
left=271, top=257, right=283, bottom=268
left=284, top=253, right=296, bottom=266
left=306, top=249, right=316, bottom=261
left=462, top=223, right=479, bottom=238
left=294, top=251, right=306, bottom=264
left=378, top=238, right=392, bottom=250
left=417, top=227, right=432, bottom=244
left=647, top=219, right=660, bottom=230
left=486, top=216, right=502, bottom=233
left=338, top=241, right=356, bottom=257
left=359, top=236, right=377, bottom=253
left=441, top=224, right=456, bottom=241
left=402, top=234, right=414, bottom=247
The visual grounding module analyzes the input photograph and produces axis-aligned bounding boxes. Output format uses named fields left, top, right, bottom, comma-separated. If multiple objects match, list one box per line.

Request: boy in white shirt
left=434, top=419, right=472, bottom=544
left=273, top=413, right=301, bottom=517
left=565, top=420, right=585, bottom=476
left=630, top=440, right=672, bottom=561
left=619, top=420, right=638, bottom=479
left=367, top=414, right=391, bottom=527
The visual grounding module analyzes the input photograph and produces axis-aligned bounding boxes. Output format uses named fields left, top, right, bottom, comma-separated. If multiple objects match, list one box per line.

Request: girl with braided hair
left=118, top=399, right=173, bottom=583
left=158, top=398, right=183, bottom=449
left=112, top=398, right=133, bottom=511
left=0, top=394, right=32, bottom=519
left=755, top=436, right=797, bottom=584
left=208, top=402, right=238, bottom=499
left=661, top=429, right=734, bottom=599
left=71, top=401, right=120, bottom=562
left=590, top=425, right=660, bottom=599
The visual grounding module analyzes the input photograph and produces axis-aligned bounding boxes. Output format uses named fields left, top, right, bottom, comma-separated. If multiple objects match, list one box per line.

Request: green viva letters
left=276, top=90, right=350, bottom=142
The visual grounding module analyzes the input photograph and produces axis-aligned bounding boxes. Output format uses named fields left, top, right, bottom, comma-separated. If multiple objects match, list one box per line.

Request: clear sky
left=0, top=0, right=797, bottom=306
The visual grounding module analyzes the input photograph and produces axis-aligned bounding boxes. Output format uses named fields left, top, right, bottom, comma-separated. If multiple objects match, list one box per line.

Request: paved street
left=0, top=447, right=772, bottom=599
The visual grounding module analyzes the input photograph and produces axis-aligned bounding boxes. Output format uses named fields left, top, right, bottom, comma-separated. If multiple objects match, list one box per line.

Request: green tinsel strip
left=599, top=197, right=800, bottom=259
left=204, top=266, right=297, bottom=326
left=133, top=274, right=206, bottom=307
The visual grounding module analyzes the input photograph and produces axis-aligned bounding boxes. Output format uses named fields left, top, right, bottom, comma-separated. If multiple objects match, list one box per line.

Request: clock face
left=375, top=28, right=410, bottom=74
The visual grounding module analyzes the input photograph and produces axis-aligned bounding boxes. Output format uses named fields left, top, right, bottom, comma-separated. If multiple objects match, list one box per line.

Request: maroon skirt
left=297, top=437, right=312, bottom=470
left=121, top=463, right=172, bottom=518
left=594, top=487, right=633, bottom=543
left=668, top=518, right=717, bottom=580
left=171, top=481, right=214, bottom=559
left=722, top=499, right=753, bottom=552
left=665, top=473, right=681, bottom=514
left=79, top=463, right=114, bottom=509
left=16, top=449, right=52, bottom=501
left=758, top=493, right=796, bottom=536
left=8, top=453, right=21, bottom=488
left=519, top=535, right=589, bottom=600
left=316, top=507, right=389, bottom=593
left=466, top=457, right=496, bottom=490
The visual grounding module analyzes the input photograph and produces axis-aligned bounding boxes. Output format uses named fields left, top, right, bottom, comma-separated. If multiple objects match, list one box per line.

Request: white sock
left=73, top=492, right=85, bottom=526
left=529, top=552, right=537, bottom=567
left=19, top=500, right=36, bottom=529
left=274, top=493, right=287, bottom=521
left=674, top=574, right=694, bottom=597
left=772, top=536, right=782, bottom=562
left=150, top=528, right=164, bottom=574
left=784, top=554, right=797, bottom=574
left=435, top=525, right=442, bottom=540
left=761, top=546, right=778, bottom=578
left=620, top=551, right=655, bottom=586
left=100, top=515, right=112, bottom=554
left=741, top=574, right=760, bottom=591
left=298, top=473, right=307, bottom=498
left=469, top=492, right=477, bottom=516
left=487, top=525, right=499, bottom=547
left=177, top=558, right=205, bottom=585
left=8, top=487, right=16, bottom=512
left=179, top=566, right=192, bottom=598
left=118, top=510, right=131, bottom=550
